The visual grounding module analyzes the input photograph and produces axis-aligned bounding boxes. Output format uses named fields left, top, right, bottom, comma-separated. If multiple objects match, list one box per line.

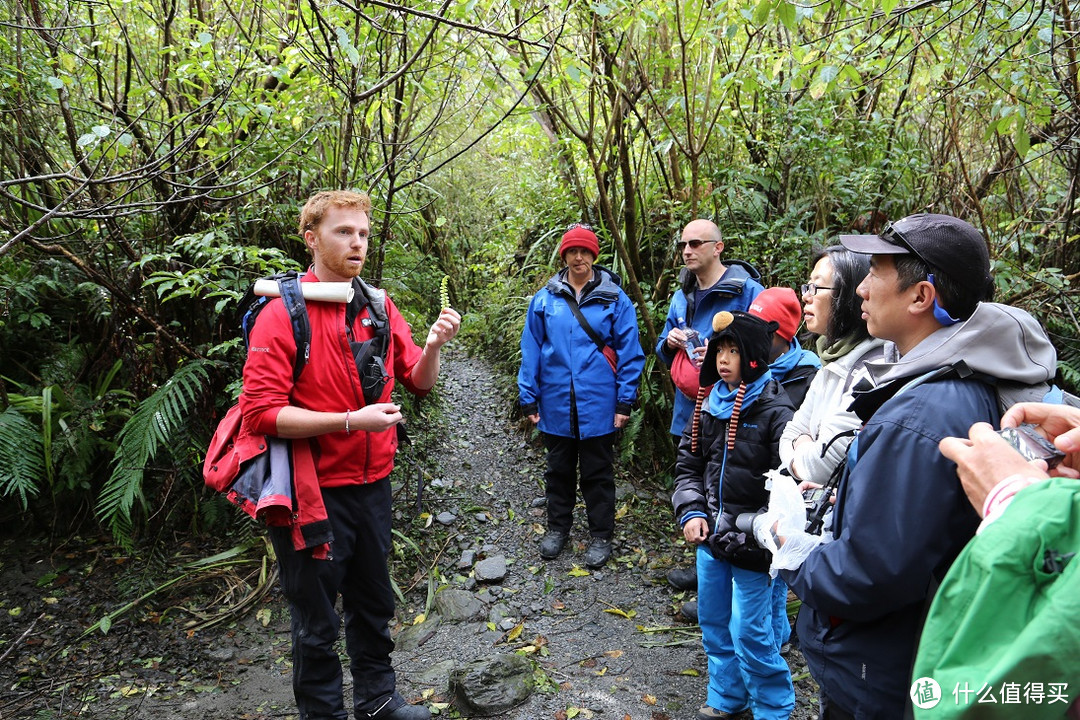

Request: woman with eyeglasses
left=779, top=246, right=885, bottom=491
left=518, top=223, right=646, bottom=568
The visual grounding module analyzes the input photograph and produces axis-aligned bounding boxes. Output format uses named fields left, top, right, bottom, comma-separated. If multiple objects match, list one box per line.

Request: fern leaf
left=97, top=361, right=211, bottom=544
left=0, top=407, right=45, bottom=508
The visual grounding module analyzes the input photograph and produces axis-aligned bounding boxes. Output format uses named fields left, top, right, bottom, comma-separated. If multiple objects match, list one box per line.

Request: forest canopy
left=1, top=0, right=1078, bottom=543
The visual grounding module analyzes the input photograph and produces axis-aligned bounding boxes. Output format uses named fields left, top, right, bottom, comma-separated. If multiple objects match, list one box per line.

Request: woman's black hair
left=812, top=245, right=871, bottom=345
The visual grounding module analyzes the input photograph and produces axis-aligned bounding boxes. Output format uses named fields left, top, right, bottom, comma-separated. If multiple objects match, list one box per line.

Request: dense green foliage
left=1, top=0, right=1078, bottom=544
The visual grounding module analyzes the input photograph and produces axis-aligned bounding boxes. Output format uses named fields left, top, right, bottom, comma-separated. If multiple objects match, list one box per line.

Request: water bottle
left=677, top=316, right=702, bottom=366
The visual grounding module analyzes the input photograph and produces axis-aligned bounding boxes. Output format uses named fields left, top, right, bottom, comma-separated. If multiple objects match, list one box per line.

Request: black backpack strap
left=240, top=270, right=310, bottom=382
left=345, top=278, right=392, bottom=405
left=561, top=295, right=607, bottom=354
left=276, top=271, right=310, bottom=382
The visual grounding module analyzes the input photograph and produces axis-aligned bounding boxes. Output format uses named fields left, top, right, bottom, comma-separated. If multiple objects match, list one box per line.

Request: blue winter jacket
left=518, top=266, right=645, bottom=440
left=782, top=376, right=991, bottom=718
left=655, top=260, right=764, bottom=435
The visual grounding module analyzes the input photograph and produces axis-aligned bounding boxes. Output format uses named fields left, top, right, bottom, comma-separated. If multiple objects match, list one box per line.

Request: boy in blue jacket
left=672, top=311, right=795, bottom=720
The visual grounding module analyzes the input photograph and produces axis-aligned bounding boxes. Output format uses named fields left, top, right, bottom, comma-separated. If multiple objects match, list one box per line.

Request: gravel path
left=0, top=349, right=819, bottom=720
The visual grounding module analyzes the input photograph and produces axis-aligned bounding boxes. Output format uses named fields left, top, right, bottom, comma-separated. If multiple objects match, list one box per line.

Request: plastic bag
left=752, top=469, right=831, bottom=576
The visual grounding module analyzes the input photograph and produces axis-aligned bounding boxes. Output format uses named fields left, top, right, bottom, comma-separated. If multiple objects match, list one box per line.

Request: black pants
left=270, top=480, right=398, bottom=720
left=542, top=432, right=616, bottom=539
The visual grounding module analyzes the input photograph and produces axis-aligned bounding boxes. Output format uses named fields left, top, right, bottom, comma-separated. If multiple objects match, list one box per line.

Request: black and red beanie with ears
left=698, top=311, right=777, bottom=387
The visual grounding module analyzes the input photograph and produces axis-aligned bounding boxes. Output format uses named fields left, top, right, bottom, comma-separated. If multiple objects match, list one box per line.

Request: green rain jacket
left=913, top=477, right=1080, bottom=719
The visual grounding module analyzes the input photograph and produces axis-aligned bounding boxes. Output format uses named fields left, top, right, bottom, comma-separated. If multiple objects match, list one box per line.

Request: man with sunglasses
left=656, top=219, right=764, bottom=438
left=779, top=213, right=1059, bottom=719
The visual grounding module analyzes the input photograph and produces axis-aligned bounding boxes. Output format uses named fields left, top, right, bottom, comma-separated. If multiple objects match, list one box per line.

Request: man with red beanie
left=519, top=223, right=645, bottom=568
left=749, top=287, right=821, bottom=408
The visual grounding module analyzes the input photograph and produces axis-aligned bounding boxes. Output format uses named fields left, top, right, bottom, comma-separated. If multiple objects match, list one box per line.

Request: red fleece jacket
left=240, top=271, right=429, bottom=484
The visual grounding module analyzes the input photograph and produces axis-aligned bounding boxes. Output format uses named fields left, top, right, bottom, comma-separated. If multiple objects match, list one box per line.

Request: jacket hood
left=865, top=302, right=1057, bottom=387
left=679, top=259, right=761, bottom=295
left=546, top=264, right=622, bottom=301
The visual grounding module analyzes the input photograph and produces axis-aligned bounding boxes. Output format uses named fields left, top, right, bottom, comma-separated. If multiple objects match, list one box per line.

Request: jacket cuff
left=616, top=403, right=633, bottom=416
left=678, top=510, right=708, bottom=527
left=520, top=401, right=538, bottom=416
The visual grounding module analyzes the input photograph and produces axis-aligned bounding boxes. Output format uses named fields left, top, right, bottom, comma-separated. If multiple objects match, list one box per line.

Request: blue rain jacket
left=518, top=266, right=645, bottom=439
left=655, top=260, right=764, bottom=434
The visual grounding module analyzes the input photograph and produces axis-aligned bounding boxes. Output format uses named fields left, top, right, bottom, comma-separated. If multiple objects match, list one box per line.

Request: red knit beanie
left=749, top=287, right=802, bottom=342
left=560, top=225, right=600, bottom=259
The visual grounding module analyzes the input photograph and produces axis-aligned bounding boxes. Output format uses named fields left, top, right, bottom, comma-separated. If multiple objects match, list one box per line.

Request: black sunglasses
left=675, top=238, right=719, bottom=252
left=880, top=222, right=934, bottom=269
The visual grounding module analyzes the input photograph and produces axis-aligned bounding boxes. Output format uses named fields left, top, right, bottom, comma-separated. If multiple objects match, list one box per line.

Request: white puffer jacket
left=778, top=337, right=885, bottom=482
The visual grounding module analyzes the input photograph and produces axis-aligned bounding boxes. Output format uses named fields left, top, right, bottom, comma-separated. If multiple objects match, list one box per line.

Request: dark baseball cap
left=839, top=213, right=993, bottom=298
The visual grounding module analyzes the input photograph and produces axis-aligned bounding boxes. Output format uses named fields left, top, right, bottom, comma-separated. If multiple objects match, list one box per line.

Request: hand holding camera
left=939, top=417, right=1073, bottom=514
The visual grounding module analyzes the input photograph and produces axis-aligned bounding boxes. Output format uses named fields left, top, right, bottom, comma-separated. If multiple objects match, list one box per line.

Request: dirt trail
left=0, top=349, right=817, bottom=720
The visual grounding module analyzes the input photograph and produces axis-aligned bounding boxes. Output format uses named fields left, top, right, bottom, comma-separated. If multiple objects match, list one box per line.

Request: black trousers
left=270, top=480, right=398, bottom=720
left=542, top=432, right=616, bottom=539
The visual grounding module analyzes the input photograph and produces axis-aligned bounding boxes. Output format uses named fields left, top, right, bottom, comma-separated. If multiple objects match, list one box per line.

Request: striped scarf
left=690, top=381, right=748, bottom=453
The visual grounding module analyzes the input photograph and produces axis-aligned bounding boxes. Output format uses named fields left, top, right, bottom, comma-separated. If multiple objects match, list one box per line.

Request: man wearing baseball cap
left=779, top=213, right=1059, bottom=719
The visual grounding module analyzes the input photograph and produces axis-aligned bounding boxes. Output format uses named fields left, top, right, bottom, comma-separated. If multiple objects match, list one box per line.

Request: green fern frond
left=97, top=360, right=211, bottom=545
left=0, top=407, right=45, bottom=508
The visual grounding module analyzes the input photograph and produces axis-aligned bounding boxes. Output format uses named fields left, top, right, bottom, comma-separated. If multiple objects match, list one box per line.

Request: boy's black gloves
left=708, top=511, right=770, bottom=572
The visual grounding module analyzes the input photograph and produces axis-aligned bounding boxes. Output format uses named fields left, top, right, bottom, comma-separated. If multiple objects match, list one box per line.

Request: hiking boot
left=583, top=537, right=613, bottom=568
left=697, top=704, right=752, bottom=720
left=379, top=703, right=431, bottom=720
left=364, top=694, right=432, bottom=720
left=679, top=600, right=698, bottom=623
left=539, top=531, right=568, bottom=559
left=666, top=566, right=698, bottom=591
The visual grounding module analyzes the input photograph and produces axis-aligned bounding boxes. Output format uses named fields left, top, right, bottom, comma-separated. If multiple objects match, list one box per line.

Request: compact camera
left=997, top=423, right=1065, bottom=469
left=802, top=486, right=828, bottom=509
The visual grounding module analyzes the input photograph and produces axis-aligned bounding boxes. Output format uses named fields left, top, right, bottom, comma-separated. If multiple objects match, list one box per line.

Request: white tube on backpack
left=253, top=279, right=354, bottom=303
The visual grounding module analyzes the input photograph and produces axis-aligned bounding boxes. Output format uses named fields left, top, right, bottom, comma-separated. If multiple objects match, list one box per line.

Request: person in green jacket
left=916, top=402, right=1080, bottom=719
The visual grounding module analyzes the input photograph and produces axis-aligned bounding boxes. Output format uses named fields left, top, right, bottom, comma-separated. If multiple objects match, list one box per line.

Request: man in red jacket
left=240, top=190, right=459, bottom=720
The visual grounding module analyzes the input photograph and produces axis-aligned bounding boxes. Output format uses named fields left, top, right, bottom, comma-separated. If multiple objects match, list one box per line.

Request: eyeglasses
left=675, top=239, right=719, bottom=252
left=566, top=222, right=593, bottom=232
left=800, top=283, right=834, bottom=296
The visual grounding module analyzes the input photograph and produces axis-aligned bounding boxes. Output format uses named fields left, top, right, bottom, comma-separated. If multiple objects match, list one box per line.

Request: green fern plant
left=0, top=406, right=45, bottom=508
left=98, top=360, right=212, bottom=546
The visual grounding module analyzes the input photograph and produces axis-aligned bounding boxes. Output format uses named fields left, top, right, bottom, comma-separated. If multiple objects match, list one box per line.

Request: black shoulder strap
left=239, top=270, right=310, bottom=382
left=276, top=271, right=310, bottom=383
left=561, top=295, right=606, bottom=353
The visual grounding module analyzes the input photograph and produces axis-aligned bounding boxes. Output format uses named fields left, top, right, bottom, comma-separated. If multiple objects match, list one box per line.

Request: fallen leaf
left=604, top=650, right=624, bottom=658
left=603, top=607, right=637, bottom=619
left=581, top=657, right=597, bottom=668
left=679, top=668, right=700, bottom=676
left=506, top=622, right=524, bottom=641
left=568, top=566, right=590, bottom=577
left=413, top=613, right=426, bottom=625
left=643, top=693, right=657, bottom=705
left=551, top=601, right=565, bottom=610
left=256, top=608, right=272, bottom=627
